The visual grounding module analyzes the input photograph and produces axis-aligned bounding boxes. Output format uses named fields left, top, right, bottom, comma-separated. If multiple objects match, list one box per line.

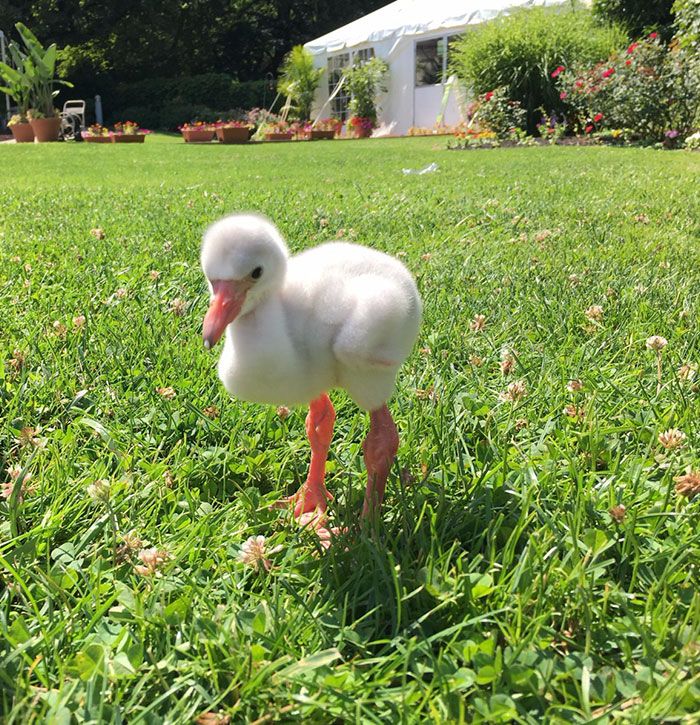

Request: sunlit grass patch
left=1, top=138, right=699, bottom=722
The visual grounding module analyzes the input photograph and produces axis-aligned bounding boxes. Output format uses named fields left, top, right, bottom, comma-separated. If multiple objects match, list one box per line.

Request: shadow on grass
left=311, top=473, right=526, bottom=649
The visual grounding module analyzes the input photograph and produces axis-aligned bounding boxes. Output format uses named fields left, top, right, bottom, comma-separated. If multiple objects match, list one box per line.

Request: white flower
left=238, top=535, right=282, bottom=571
left=646, top=336, right=667, bottom=351
left=87, top=479, right=111, bottom=503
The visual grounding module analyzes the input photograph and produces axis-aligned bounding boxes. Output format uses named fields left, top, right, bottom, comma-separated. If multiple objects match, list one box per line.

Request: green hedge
left=450, top=5, right=625, bottom=131
left=107, top=74, right=272, bottom=128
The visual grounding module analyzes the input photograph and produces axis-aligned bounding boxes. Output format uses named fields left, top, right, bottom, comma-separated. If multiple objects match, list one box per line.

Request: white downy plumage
left=201, top=213, right=422, bottom=411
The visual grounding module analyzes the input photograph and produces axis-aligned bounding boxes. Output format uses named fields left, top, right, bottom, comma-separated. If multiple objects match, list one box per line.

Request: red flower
left=484, top=91, right=494, bottom=101
left=648, top=32, right=658, bottom=40
left=585, top=124, right=594, bottom=134
left=627, top=42, right=638, bottom=54
left=625, top=59, right=631, bottom=66
left=602, top=67, right=615, bottom=78
left=575, top=80, right=584, bottom=88
left=560, top=91, right=568, bottom=100
left=593, top=113, right=603, bottom=122
left=551, top=65, right=565, bottom=78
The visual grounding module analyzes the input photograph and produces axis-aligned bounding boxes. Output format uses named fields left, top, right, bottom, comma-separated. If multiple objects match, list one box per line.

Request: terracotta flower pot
left=310, top=130, right=335, bottom=140
left=84, top=136, right=111, bottom=143
left=30, top=116, right=61, bottom=142
left=112, top=134, right=146, bottom=143
left=182, top=128, right=215, bottom=143
left=10, top=122, right=34, bottom=143
left=216, top=127, right=249, bottom=144
left=351, top=126, right=372, bottom=139
left=264, top=132, right=293, bottom=142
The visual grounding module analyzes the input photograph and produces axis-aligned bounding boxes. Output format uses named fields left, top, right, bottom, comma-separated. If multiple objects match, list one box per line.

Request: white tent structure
left=305, top=0, right=578, bottom=135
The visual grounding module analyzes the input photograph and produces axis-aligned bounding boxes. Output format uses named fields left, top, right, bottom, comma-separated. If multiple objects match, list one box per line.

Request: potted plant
left=216, top=120, right=251, bottom=144
left=112, top=120, right=147, bottom=142
left=83, top=123, right=111, bottom=143
left=347, top=116, right=375, bottom=139
left=15, top=23, right=73, bottom=142
left=7, top=114, right=35, bottom=142
left=0, top=40, right=34, bottom=142
left=344, top=57, right=388, bottom=138
left=180, top=121, right=215, bottom=143
left=289, top=121, right=309, bottom=140
left=263, top=119, right=293, bottom=142
left=310, top=117, right=340, bottom=140
left=277, top=45, right=324, bottom=123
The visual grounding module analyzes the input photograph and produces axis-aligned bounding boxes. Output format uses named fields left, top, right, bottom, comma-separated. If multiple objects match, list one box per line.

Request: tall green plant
left=345, top=57, right=388, bottom=124
left=0, top=41, right=32, bottom=121
left=277, top=45, right=324, bottom=121
left=450, top=5, right=624, bottom=131
left=15, top=22, right=73, bottom=118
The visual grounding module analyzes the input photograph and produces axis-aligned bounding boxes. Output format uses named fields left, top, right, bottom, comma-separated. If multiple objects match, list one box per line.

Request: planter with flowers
left=83, top=123, right=111, bottom=143
left=180, top=121, right=215, bottom=143
left=347, top=116, right=374, bottom=138
left=216, top=120, right=251, bottom=144
left=7, top=114, right=34, bottom=142
left=310, top=117, right=340, bottom=140
left=289, top=121, right=310, bottom=140
left=263, top=120, right=293, bottom=142
left=112, top=121, right=147, bottom=142
left=344, top=57, right=388, bottom=139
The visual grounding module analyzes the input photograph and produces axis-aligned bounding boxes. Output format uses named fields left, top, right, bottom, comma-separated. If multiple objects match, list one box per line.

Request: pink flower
left=627, top=42, right=638, bottom=54
left=648, top=32, right=658, bottom=40
left=602, top=67, right=615, bottom=78
left=575, top=80, right=584, bottom=89
left=585, top=124, right=594, bottom=134
left=593, top=113, right=603, bottom=122
left=551, top=65, right=565, bottom=79
left=560, top=91, right=568, bottom=100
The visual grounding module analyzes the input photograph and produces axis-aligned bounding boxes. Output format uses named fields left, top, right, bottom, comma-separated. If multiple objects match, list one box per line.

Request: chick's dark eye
left=251, top=266, right=263, bottom=280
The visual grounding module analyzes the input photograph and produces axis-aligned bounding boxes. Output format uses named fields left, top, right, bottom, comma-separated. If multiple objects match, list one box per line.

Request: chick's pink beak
left=203, top=279, right=247, bottom=349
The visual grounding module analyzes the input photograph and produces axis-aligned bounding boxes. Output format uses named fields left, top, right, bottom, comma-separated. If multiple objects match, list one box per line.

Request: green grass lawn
left=1, top=136, right=699, bottom=723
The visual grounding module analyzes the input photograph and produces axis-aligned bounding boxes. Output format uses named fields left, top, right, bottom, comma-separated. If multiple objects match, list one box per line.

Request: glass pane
left=328, top=53, right=351, bottom=120
left=354, top=47, right=375, bottom=65
left=415, top=39, right=444, bottom=86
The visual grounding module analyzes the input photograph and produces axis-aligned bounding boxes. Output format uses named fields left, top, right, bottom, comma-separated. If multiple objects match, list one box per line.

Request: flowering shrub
left=348, top=116, right=374, bottom=133
left=536, top=111, right=567, bottom=143
left=288, top=121, right=307, bottom=138
left=475, top=87, right=527, bottom=139
left=216, top=120, right=250, bottom=128
left=314, top=117, right=342, bottom=133
left=558, top=34, right=700, bottom=141
left=179, top=121, right=213, bottom=131
left=246, top=107, right=279, bottom=129
left=86, top=123, right=109, bottom=137
left=450, top=6, right=624, bottom=130
left=263, top=119, right=290, bottom=134
left=113, top=121, right=140, bottom=135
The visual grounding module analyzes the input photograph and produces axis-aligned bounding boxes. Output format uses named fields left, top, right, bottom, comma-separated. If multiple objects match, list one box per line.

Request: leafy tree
left=673, top=0, right=700, bottom=49
left=592, top=0, right=676, bottom=38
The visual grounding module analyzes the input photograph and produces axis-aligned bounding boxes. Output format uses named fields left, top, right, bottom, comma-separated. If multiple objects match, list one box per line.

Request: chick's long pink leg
left=362, top=405, right=399, bottom=519
left=279, top=393, right=335, bottom=518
